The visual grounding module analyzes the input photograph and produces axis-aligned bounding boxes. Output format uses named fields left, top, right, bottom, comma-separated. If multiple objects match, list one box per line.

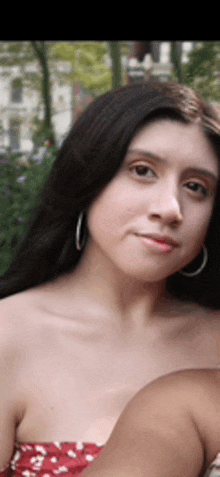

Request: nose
left=148, top=184, right=183, bottom=227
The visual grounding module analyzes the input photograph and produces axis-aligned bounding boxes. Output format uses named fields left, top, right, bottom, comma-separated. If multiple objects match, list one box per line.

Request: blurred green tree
left=108, top=42, right=123, bottom=90
left=31, top=42, right=56, bottom=146
left=170, top=41, right=220, bottom=102
left=51, top=41, right=129, bottom=97
left=183, top=42, right=220, bottom=101
left=0, top=149, right=57, bottom=277
left=51, top=41, right=111, bottom=99
left=171, top=42, right=184, bottom=83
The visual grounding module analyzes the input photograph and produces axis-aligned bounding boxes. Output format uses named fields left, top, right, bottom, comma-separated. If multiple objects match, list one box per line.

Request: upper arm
left=0, top=299, right=26, bottom=470
left=82, top=370, right=205, bottom=477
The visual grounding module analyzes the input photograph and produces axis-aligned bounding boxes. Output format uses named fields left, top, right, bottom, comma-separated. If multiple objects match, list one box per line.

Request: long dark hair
left=1, top=81, right=220, bottom=309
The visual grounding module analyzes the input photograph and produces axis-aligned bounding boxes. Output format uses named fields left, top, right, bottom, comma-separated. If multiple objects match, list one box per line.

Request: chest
left=22, top=315, right=220, bottom=389
left=21, top=315, right=220, bottom=390
left=16, top=317, right=220, bottom=444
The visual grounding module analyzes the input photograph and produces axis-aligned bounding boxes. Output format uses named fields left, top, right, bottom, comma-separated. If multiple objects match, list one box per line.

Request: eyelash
left=130, top=164, right=209, bottom=198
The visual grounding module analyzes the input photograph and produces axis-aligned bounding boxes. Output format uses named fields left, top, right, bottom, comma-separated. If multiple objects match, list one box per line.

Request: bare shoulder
left=128, top=367, right=220, bottom=405
left=0, top=292, right=37, bottom=373
left=152, top=368, right=220, bottom=401
left=0, top=284, right=77, bottom=355
left=122, top=367, right=220, bottom=433
left=0, top=288, right=50, bottom=355
left=0, top=293, right=35, bottom=469
left=0, top=293, right=27, bottom=344
left=0, top=289, right=50, bottom=413
left=0, top=283, right=56, bottom=323
left=0, top=290, right=36, bottom=334
left=118, top=367, right=220, bottom=470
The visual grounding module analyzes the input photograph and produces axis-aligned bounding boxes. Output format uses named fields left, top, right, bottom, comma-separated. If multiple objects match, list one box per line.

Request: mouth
left=136, top=233, right=180, bottom=252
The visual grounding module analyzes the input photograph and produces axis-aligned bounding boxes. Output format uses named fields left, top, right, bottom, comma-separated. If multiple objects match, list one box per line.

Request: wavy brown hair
left=1, top=81, right=220, bottom=308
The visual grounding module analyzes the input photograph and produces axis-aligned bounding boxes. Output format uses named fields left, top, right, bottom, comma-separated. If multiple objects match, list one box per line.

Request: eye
left=131, top=164, right=156, bottom=178
left=186, top=181, right=209, bottom=197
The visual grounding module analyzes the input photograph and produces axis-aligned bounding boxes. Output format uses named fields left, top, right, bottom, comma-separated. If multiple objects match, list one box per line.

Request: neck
left=62, top=240, right=172, bottom=330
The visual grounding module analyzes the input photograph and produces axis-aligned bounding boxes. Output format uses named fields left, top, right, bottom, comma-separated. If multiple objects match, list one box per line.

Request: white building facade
left=0, top=60, right=74, bottom=157
left=0, top=42, right=198, bottom=158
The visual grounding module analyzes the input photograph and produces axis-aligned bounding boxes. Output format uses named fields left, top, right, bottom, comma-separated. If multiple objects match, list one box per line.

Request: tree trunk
left=171, top=42, right=184, bottom=83
left=109, top=42, right=122, bottom=90
left=31, top=41, right=56, bottom=146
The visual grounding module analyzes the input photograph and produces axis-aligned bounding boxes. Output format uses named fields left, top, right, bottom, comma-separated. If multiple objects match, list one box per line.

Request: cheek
left=87, top=177, right=139, bottom=237
left=185, top=203, right=214, bottom=246
left=87, top=192, right=136, bottom=241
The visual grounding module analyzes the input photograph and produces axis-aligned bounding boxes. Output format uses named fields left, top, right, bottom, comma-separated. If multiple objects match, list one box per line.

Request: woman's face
left=86, top=119, right=219, bottom=282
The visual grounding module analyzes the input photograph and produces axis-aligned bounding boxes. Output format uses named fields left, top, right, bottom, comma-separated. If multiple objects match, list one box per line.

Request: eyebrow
left=127, top=148, right=219, bottom=183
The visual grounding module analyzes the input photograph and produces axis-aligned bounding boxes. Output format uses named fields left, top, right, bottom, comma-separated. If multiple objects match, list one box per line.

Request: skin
left=65, top=119, right=219, bottom=328
left=1, top=119, right=220, bottom=472
left=81, top=369, right=220, bottom=477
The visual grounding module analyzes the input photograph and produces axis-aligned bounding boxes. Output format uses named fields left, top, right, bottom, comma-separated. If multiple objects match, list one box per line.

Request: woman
left=1, top=81, right=220, bottom=477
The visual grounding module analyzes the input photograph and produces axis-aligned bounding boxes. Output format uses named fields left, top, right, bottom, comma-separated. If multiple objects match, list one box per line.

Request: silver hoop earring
left=76, top=211, right=86, bottom=251
left=179, top=245, right=208, bottom=277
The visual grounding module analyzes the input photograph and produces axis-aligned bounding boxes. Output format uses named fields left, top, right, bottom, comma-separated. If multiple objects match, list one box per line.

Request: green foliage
left=0, top=42, right=56, bottom=92
left=31, top=116, right=45, bottom=147
left=0, top=148, right=58, bottom=277
left=51, top=41, right=112, bottom=97
left=109, top=42, right=122, bottom=90
left=51, top=41, right=129, bottom=97
left=0, top=42, right=71, bottom=109
left=182, top=42, right=220, bottom=101
left=0, top=42, right=34, bottom=68
left=31, top=116, right=55, bottom=148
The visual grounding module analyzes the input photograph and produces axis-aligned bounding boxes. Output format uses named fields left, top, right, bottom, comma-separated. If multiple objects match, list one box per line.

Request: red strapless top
left=0, top=442, right=104, bottom=477
left=0, top=441, right=219, bottom=477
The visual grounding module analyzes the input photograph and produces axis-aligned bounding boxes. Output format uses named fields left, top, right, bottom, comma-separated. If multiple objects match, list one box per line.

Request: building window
left=11, top=78, right=22, bottom=103
left=9, top=119, right=20, bottom=150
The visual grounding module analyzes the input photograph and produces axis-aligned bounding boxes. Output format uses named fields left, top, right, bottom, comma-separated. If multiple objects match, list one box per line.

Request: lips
left=137, top=234, right=180, bottom=247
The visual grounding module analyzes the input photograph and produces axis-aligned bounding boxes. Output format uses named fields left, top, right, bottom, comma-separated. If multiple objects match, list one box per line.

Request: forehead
left=128, top=119, right=219, bottom=175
